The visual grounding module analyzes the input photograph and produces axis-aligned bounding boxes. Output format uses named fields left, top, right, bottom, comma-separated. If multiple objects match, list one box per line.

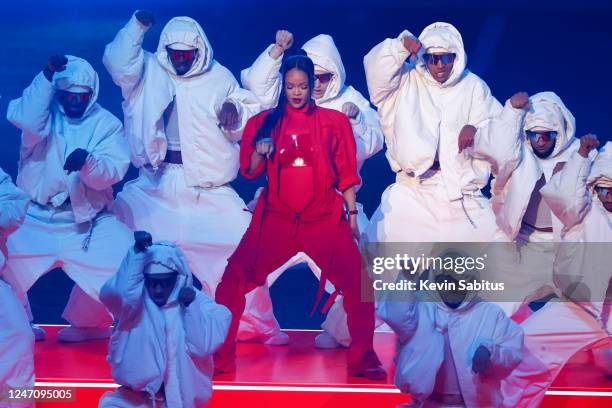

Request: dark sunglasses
left=423, top=53, right=456, bottom=65
left=595, top=186, right=612, bottom=197
left=526, top=130, right=557, bottom=144
left=166, top=47, right=198, bottom=61
left=144, top=274, right=178, bottom=288
left=56, top=90, right=92, bottom=104
left=314, top=73, right=333, bottom=84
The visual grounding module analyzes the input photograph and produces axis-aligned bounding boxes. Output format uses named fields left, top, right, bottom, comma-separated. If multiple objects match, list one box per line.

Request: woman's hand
left=255, top=137, right=275, bottom=157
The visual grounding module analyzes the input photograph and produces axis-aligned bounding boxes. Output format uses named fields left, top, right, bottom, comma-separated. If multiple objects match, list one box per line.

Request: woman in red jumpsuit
left=214, top=55, right=386, bottom=380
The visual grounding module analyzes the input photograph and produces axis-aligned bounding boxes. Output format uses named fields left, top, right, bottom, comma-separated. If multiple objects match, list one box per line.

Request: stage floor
left=33, top=326, right=611, bottom=407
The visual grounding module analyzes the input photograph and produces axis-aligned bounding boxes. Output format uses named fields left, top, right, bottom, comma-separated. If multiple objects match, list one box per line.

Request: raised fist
left=134, top=231, right=153, bottom=253
left=402, top=35, right=422, bottom=57
left=43, top=55, right=68, bottom=81
left=510, top=92, right=531, bottom=110
left=276, top=30, right=294, bottom=52
left=269, top=30, right=294, bottom=59
left=135, top=10, right=155, bottom=27
left=578, top=133, right=599, bottom=158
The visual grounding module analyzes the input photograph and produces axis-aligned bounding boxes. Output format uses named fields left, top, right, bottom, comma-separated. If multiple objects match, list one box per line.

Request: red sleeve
left=239, top=112, right=267, bottom=179
left=332, top=112, right=361, bottom=192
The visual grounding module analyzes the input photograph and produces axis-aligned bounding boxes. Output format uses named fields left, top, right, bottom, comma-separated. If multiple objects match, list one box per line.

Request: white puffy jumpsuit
left=99, top=241, right=231, bottom=407
left=378, top=257, right=523, bottom=408
left=103, top=13, right=284, bottom=344
left=363, top=22, right=520, bottom=251
left=5, top=56, right=133, bottom=339
left=471, top=92, right=582, bottom=319
left=499, top=140, right=612, bottom=408
left=0, top=168, right=34, bottom=408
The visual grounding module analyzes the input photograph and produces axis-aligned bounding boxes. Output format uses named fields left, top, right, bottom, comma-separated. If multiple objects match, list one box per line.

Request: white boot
left=262, top=331, right=290, bottom=346
left=315, top=330, right=343, bottom=349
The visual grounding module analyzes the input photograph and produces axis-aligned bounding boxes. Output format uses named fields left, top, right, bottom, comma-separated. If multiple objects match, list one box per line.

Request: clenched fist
left=43, top=55, right=68, bottom=81
left=510, top=92, right=531, bottom=110
left=135, top=10, right=155, bottom=27
left=255, top=137, right=275, bottom=158
left=402, top=35, right=422, bottom=59
left=178, top=287, right=196, bottom=307
left=269, top=30, right=294, bottom=59
left=134, top=231, right=153, bottom=253
left=458, top=125, right=477, bottom=153
left=472, top=345, right=491, bottom=374
left=578, top=133, right=599, bottom=158
left=342, top=102, right=360, bottom=120
left=63, top=148, right=89, bottom=173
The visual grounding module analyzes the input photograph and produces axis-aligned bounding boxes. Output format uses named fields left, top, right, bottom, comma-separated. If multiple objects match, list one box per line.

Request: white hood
left=524, top=91, right=576, bottom=160
left=416, top=22, right=468, bottom=88
left=142, top=241, right=193, bottom=306
left=52, top=55, right=99, bottom=118
left=156, top=17, right=213, bottom=78
left=424, top=244, right=484, bottom=313
left=301, top=34, right=346, bottom=102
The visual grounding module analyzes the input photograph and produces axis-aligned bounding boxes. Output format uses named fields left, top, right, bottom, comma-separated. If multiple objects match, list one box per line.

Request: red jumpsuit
left=215, top=102, right=381, bottom=373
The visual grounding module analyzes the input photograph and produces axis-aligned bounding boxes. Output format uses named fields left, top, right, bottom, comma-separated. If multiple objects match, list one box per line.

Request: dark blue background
left=1, top=0, right=610, bottom=327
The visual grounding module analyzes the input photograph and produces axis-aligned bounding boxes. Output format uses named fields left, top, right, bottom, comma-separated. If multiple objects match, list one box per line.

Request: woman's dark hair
left=253, top=54, right=315, bottom=144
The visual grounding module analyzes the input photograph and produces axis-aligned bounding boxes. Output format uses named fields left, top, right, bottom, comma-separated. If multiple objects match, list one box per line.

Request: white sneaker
left=262, top=331, right=290, bottom=346
left=57, top=326, right=111, bottom=342
left=31, top=324, right=46, bottom=341
left=315, top=331, right=342, bottom=349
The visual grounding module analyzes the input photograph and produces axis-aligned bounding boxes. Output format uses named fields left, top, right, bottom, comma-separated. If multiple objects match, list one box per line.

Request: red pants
left=215, top=210, right=381, bottom=372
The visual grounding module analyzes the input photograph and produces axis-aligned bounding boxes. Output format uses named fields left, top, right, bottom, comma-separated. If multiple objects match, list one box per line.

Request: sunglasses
left=314, top=73, right=333, bottom=84
left=166, top=48, right=198, bottom=61
left=526, top=130, right=557, bottom=143
left=595, top=186, right=612, bottom=197
left=56, top=90, right=92, bottom=104
left=423, top=53, right=456, bottom=65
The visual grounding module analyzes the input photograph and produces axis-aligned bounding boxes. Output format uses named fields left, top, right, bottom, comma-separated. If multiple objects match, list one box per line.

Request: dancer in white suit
left=500, top=137, right=611, bottom=408
left=5, top=54, right=132, bottom=342
left=0, top=168, right=34, bottom=407
left=103, top=10, right=286, bottom=345
left=99, top=233, right=231, bottom=407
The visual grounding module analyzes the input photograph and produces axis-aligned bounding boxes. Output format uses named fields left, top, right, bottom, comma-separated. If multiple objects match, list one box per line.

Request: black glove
left=63, top=148, right=89, bottom=173
left=178, top=287, right=196, bottom=307
left=135, top=10, right=155, bottom=27
left=43, top=54, right=68, bottom=81
left=472, top=345, right=492, bottom=373
left=134, top=231, right=153, bottom=253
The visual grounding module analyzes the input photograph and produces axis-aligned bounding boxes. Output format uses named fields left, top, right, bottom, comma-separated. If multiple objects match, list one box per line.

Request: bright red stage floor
left=33, top=326, right=611, bottom=407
